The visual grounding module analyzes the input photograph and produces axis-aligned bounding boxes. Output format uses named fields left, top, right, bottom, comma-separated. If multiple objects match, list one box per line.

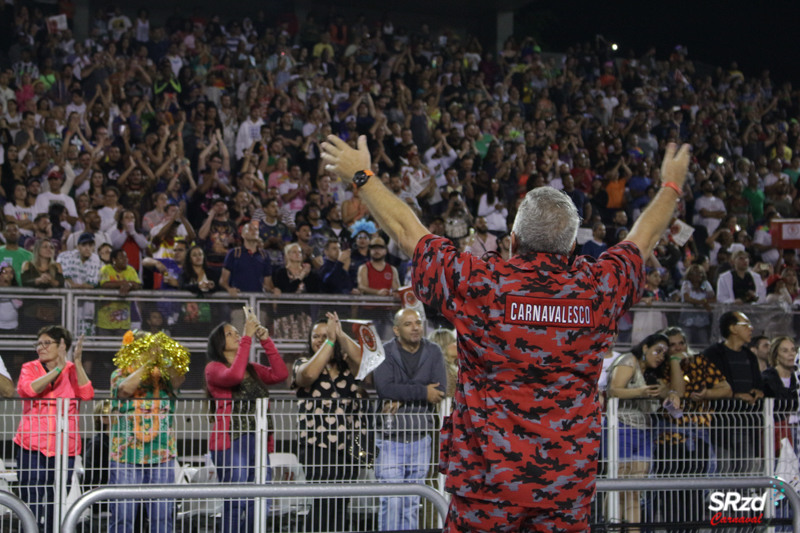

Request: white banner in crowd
left=343, top=320, right=385, bottom=381
left=669, top=219, right=695, bottom=246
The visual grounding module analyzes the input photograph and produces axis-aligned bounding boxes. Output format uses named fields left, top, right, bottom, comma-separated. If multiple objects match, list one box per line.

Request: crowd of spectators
left=0, top=5, right=799, bottom=344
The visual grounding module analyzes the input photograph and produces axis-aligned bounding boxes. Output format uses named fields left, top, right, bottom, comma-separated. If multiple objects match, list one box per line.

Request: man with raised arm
left=321, top=135, right=690, bottom=532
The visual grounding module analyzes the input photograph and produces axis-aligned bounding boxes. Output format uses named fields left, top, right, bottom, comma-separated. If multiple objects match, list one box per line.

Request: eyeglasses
left=735, top=322, right=753, bottom=328
left=33, top=340, right=56, bottom=349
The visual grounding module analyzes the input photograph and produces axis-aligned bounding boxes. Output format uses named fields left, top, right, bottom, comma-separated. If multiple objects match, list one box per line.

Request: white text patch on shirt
left=504, top=296, right=595, bottom=328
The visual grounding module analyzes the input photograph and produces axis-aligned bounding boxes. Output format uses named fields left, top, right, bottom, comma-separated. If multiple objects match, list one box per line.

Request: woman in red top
left=15, top=326, right=93, bottom=533
left=205, top=308, right=288, bottom=533
left=109, top=210, right=148, bottom=274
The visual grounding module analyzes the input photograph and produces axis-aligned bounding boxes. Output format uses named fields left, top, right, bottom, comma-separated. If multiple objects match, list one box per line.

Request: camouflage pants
left=443, top=493, right=590, bottom=533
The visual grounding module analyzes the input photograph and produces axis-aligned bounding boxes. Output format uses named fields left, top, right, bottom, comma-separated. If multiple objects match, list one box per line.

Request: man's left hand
left=321, top=135, right=371, bottom=184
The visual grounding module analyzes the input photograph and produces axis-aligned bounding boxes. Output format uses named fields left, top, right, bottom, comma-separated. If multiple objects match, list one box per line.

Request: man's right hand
left=660, top=143, right=691, bottom=188
left=426, top=383, right=444, bottom=403
left=227, top=287, right=240, bottom=297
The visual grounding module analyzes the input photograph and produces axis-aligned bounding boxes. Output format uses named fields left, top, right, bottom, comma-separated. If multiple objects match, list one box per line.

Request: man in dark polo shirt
left=219, top=221, right=273, bottom=297
left=321, top=135, right=691, bottom=532
left=704, top=311, right=764, bottom=477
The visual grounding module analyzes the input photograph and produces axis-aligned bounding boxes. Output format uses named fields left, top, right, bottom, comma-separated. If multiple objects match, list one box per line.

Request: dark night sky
left=520, top=0, right=800, bottom=84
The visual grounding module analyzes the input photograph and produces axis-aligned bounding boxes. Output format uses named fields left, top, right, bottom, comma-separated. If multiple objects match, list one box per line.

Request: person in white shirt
left=235, top=105, right=265, bottom=159
left=33, top=173, right=78, bottom=225
left=65, top=90, right=87, bottom=124
left=477, top=179, right=509, bottom=235
left=98, top=186, right=123, bottom=233
left=0, top=72, right=15, bottom=115
left=135, top=9, right=150, bottom=42
left=65, top=210, right=110, bottom=251
left=693, top=179, right=726, bottom=235
left=107, top=7, right=132, bottom=42
left=0, top=349, right=13, bottom=397
left=717, top=250, right=766, bottom=304
left=763, top=158, right=790, bottom=195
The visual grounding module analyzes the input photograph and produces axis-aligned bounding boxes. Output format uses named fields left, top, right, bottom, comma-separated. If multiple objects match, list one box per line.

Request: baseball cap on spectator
left=78, top=233, right=96, bottom=245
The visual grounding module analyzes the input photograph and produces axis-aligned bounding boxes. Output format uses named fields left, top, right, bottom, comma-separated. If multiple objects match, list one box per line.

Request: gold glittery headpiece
left=113, top=331, right=190, bottom=382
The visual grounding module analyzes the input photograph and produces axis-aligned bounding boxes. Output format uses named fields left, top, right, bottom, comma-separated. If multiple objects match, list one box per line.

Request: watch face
left=354, top=171, right=369, bottom=188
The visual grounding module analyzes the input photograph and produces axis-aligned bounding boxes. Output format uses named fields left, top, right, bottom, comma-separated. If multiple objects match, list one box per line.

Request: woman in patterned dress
left=292, top=312, right=364, bottom=532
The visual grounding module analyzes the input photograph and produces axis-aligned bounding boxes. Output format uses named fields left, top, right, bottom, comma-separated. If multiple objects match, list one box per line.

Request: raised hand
left=321, top=135, right=371, bottom=183
left=660, top=142, right=691, bottom=188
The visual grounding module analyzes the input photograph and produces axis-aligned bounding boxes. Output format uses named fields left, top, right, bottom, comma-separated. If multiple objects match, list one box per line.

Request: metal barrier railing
left=60, top=483, right=449, bottom=533
left=596, top=477, right=800, bottom=530
left=0, top=489, right=42, bottom=533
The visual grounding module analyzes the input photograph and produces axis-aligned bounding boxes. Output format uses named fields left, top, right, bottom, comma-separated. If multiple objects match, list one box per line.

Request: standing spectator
left=98, top=250, right=143, bottom=336
left=319, top=239, right=355, bottom=294
left=15, top=327, right=92, bottom=533
left=21, top=239, right=65, bottom=331
left=220, top=222, right=273, bottom=297
left=292, top=313, right=364, bottom=532
left=205, top=314, right=288, bottom=533
left=716, top=250, right=766, bottom=304
left=99, top=187, right=124, bottom=233
left=65, top=210, right=110, bottom=251
left=693, top=179, right=726, bottom=235
left=581, top=222, right=608, bottom=259
left=704, top=311, right=764, bottom=475
left=0, top=221, right=33, bottom=285
left=260, top=198, right=293, bottom=267
left=477, top=178, right=508, bottom=236
left=357, top=236, right=399, bottom=295
left=58, top=232, right=102, bottom=288
left=373, top=309, right=447, bottom=531
left=749, top=335, right=771, bottom=373
left=272, top=242, right=321, bottom=295
left=0, top=263, right=23, bottom=333
left=466, top=216, right=497, bottom=257
left=33, top=172, right=78, bottom=224
left=678, top=264, right=716, bottom=345
left=198, top=199, right=240, bottom=277
left=761, top=336, right=797, bottom=408
left=109, top=333, right=187, bottom=533
left=235, top=105, right=264, bottom=159
left=607, top=333, right=676, bottom=530
left=109, top=210, right=148, bottom=274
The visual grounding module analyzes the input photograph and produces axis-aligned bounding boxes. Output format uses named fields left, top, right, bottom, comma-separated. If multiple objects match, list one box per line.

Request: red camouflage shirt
left=412, top=235, right=644, bottom=509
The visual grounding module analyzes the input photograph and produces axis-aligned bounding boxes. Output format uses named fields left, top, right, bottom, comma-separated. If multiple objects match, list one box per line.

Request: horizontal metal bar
left=597, top=477, right=800, bottom=531
left=0, top=489, right=44, bottom=533
left=61, top=483, right=449, bottom=533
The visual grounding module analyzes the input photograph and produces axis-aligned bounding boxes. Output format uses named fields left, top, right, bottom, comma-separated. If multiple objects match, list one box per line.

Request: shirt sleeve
left=411, top=234, right=483, bottom=320
left=593, top=241, right=646, bottom=314
left=17, top=362, right=41, bottom=398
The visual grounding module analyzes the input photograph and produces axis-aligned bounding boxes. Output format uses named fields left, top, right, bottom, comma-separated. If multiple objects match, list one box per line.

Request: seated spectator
left=21, top=239, right=65, bottom=330
left=761, top=337, right=798, bottom=413
left=716, top=250, right=766, bottom=304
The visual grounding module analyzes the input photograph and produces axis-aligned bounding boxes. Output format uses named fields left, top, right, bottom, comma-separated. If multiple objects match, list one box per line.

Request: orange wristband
left=662, top=182, right=683, bottom=197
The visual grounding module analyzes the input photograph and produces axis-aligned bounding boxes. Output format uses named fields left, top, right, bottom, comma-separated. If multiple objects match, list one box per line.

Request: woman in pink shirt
left=15, top=326, right=93, bottom=532
left=205, top=308, right=288, bottom=533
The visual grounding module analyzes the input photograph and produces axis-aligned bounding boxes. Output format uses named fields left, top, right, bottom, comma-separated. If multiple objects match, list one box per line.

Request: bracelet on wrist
left=325, top=339, right=335, bottom=348
left=669, top=390, right=678, bottom=396
left=54, top=366, right=63, bottom=375
left=670, top=356, right=683, bottom=362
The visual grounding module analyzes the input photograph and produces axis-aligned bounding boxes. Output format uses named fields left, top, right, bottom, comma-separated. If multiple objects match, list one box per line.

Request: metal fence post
left=605, top=397, right=620, bottom=525
left=763, top=398, right=776, bottom=523
left=253, top=398, right=270, bottom=532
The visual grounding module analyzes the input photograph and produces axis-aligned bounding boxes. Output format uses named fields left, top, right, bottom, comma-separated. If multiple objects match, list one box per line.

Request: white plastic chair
left=269, top=453, right=310, bottom=519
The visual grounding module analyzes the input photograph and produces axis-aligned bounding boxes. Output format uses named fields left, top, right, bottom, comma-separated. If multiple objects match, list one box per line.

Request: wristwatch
left=353, top=169, right=374, bottom=189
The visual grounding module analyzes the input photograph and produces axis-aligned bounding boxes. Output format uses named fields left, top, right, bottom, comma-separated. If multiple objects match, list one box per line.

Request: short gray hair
left=512, top=188, right=580, bottom=256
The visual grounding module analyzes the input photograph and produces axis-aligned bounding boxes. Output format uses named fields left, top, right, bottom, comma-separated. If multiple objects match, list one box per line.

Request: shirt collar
left=506, top=251, right=570, bottom=271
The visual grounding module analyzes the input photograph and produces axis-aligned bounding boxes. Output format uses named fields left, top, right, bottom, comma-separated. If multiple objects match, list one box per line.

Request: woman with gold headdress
left=108, top=330, right=190, bottom=533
